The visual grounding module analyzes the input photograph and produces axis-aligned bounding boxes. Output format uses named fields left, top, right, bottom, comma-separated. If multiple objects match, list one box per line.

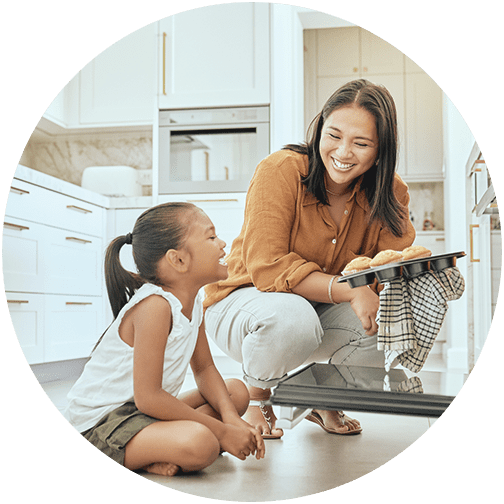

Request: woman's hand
left=348, top=285, right=379, bottom=335
left=218, top=423, right=265, bottom=460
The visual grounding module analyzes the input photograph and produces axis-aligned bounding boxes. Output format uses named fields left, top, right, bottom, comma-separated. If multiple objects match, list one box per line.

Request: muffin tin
left=337, top=251, right=466, bottom=288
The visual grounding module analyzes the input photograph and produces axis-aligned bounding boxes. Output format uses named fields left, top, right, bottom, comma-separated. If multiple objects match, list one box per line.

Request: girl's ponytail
left=104, top=234, right=145, bottom=319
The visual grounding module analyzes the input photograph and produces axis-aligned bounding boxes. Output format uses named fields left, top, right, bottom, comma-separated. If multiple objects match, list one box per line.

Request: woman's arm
left=292, top=271, right=379, bottom=335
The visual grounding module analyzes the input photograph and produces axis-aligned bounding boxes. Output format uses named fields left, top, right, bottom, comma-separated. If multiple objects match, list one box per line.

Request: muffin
left=369, top=249, right=403, bottom=268
left=342, top=256, right=372, bottom=275
left=402, top=245, right=432, bottom=260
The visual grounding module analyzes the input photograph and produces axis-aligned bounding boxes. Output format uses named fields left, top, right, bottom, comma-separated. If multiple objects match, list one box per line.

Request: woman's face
left=319, top=104, right=379, bottom=190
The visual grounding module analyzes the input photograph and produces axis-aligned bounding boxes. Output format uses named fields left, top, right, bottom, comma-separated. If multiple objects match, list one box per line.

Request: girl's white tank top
left=64, top=283, right=202, bottom=433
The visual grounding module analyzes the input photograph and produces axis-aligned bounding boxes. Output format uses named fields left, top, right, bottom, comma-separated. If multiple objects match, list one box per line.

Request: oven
left=158, top=106, right=270, bottom=194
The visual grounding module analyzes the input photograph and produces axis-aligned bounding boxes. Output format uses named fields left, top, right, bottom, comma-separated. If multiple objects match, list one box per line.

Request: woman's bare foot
left=143, top=462, right=180, bottom=476
left=308, top=409, right=362, bottom=435
left=246, top=386, right=284, bottom=439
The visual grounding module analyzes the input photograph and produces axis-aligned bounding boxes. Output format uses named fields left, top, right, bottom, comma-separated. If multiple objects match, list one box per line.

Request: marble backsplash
left=408, top=181, right=444, bottom=231
left=19, top=130, right=153, bottom=193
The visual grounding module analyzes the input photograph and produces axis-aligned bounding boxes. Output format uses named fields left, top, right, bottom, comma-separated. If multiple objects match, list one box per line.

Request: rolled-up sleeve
left=241, top=155, right=322, bottom=292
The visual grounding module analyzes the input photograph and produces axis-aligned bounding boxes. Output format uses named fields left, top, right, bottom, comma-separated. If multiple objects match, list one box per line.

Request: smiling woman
left=204, top=79, right=415, bottom=440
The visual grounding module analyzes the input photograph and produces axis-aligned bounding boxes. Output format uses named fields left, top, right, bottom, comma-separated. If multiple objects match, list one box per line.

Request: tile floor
left=42, top=367, right=437, bottom=501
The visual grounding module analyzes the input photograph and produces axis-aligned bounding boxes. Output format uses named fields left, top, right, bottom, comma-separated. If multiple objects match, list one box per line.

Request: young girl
left=64, top=202, right=265, bottom=476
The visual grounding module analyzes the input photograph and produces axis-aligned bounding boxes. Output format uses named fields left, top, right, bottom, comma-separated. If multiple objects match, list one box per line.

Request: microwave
left=158, top=106, right=270, bottom=194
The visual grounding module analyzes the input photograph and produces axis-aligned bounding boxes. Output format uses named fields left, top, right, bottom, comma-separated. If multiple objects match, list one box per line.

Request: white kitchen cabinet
left=79, top=22, right=157, bottom=126
left=42, top=22, right=156, bottom=129
left=466, top=147, right=493, bottom=370
left=6, top=294, right=45, bottom=364
left=315, top=26, right=404, bottom=79
left=44, top=295, right=102, bottom=362
left=3, top=168, right=107, bottom=364
left=158, top=3, right=270, bottom=109
left=304, top=27, right=443, bottom=181
left=3, top=218, right=103, bottom=296
left=404, top=72, right=443, bottom=180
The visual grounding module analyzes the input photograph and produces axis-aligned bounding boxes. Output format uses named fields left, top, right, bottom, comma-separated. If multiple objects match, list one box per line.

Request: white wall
left=443, top=94, right=475, bottom=369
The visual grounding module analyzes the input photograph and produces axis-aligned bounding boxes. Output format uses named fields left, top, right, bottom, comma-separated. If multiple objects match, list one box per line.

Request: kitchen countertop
left=13, top=165, right=110, bottom=208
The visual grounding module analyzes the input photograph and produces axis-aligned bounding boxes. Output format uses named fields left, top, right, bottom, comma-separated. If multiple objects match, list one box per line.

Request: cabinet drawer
left=44, top=295, right=103, bottom=362
left=3, top=218, right=103, bottom=295
left=6, top=179, right=105, bottom=236
left=6, top=293, right=45, bottom=364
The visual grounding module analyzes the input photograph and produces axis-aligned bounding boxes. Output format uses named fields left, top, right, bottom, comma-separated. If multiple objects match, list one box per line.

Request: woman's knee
left=225, top=378, right=249, bottom=416
left=242, top=294, right=324, bottom=379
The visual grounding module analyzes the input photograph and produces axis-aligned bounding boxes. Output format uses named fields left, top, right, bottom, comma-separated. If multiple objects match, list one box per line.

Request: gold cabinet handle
left=7, top=299, right=29, bottom=304
left=10, top=186, right=30, bottom=195
left=65, top=236, right=92, bottom=244
left=469, top=224, right=480, bottom=262
left=67, top=205, right=93, bottom=214
left=4, top=221, right=30, bottom=231
left=65, top=301, right=92, bottom=306
left=162, top=32, right=167, bottom=95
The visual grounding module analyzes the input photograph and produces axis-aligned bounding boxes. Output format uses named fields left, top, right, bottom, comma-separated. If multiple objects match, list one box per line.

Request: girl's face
left=182, top=209, right=228, bottom=284
left=319, top=104, right=379, bottom=190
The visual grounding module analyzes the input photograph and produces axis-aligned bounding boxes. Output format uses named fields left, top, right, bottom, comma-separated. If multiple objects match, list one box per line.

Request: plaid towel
left=376, top=267, right=465, bottom=373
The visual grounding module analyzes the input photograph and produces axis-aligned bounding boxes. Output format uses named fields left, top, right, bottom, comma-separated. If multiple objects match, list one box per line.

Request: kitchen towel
left=376, top=267, right=465, bottom=373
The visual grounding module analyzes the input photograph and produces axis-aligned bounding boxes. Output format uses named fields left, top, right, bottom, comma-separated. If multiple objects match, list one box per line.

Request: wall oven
left=158, top=106, right=270, bottom=194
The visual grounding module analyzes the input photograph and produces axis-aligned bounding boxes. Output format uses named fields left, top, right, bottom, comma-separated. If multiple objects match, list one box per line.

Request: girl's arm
left=190, top=323, right=265, bottom=457
left=131, top=295, right=262, bottom=459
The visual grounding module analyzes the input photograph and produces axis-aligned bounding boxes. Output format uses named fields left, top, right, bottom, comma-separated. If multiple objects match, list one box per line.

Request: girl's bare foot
left=246, top=386, right=284, bottom=439
left=143, top=462, right=180, bottom=476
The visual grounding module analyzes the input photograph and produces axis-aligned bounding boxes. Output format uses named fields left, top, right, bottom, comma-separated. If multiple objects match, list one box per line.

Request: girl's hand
left=226, top=416, right=265, bottom=459
left=218, top=423, right=264, bottom=460
left=348, top=285, right=380, bottom=335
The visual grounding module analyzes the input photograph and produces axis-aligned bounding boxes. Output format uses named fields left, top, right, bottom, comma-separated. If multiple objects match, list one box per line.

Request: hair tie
left=125, top=233, right=133, bottom=245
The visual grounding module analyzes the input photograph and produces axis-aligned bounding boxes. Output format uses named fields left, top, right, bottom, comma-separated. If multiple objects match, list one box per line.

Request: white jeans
left=204, top=287, right=385, bottom=389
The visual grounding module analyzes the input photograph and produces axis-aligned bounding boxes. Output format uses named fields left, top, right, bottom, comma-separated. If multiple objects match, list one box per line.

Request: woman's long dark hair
left=285, top=79, right=406, bottom=237
left=104, top=202, right=196, bottom=319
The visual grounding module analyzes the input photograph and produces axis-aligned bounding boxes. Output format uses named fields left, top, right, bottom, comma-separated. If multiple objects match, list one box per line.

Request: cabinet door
left=158, top=3, right=270, bottom=108
left=360, top=29, right=404, bottom=75
left=6, top=294, right=45, bottom=364
left=44, top=227, right=103, bottom=296
left=3, top=218, right=44, bottom=293
left=44, top=295, right=102, bottom=362
left=79, top=22, right=156, bottom=126
left=316, top=27, right=360, bottom=77
left=366, top=74, right=406, bottom=176
left=405, top=72, right=443, bottom=178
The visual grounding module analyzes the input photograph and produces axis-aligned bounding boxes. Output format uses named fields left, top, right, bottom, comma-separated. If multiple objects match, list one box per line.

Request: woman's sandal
left=306, top=410, right=362, bottom=435
left=248, top=400, right=283, bottom=439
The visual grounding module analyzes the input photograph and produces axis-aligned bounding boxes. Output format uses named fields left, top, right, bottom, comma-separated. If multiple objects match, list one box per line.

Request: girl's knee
left=225, top=378, right=249, bottom=416
left=181, top=422, right=220, bottom=471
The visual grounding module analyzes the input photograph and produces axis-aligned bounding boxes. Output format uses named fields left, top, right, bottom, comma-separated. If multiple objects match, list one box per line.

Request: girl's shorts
left=81, top=401, right=159, bottom=465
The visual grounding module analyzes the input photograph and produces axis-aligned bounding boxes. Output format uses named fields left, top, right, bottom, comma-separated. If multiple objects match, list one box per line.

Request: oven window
left=170, top=128, right=258, bottom=183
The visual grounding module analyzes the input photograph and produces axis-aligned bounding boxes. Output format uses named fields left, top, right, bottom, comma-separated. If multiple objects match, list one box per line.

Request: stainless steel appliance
left=158, top=106, right=270, bottom=194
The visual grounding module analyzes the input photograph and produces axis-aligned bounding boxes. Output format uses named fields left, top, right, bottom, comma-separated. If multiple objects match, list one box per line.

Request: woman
left=204, top=79, right=415, bottom=438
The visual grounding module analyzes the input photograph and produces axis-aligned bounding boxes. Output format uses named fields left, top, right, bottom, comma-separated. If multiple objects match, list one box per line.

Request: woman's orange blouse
left=203, top=150, right=415, bottom=308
